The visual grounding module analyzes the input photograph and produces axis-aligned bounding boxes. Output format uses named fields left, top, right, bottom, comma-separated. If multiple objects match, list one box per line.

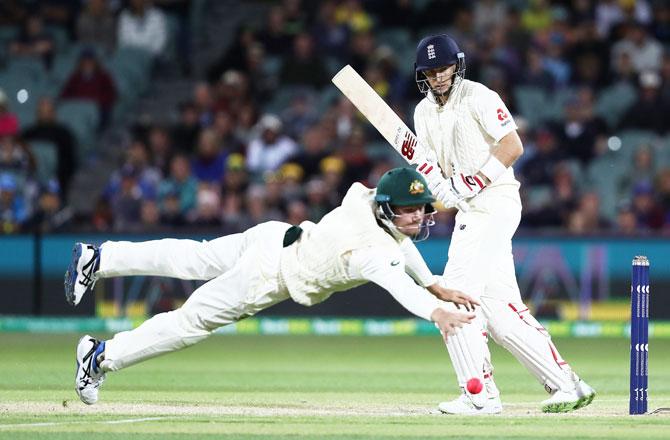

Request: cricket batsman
left=410, top=34, right=595, bottom=414
left=65, top=167, right=479, bottom=405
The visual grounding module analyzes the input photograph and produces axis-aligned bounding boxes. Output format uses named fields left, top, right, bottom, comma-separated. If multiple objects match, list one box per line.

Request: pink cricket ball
left=466, top=378, right=483, bottom=394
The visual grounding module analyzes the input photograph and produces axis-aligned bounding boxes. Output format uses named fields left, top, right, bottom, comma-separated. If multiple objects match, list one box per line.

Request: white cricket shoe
left=75, top=335, right=106, bottom=405
left=438, top=392, right=503, bottom=415
left=541, top=379, right=596, bottom=413
left=64, top=243, right=100, bottom=306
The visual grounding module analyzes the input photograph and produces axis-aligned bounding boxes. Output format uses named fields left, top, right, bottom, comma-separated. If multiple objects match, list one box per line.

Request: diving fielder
left=65, top=167, right=478, bottom=405
left=411, top=34, right=595, bottom=414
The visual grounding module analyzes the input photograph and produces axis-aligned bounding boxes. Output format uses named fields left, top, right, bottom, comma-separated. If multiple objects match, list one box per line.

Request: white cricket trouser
left=99, top=221, right=292, bottom=371
left=442, top=188, right=574, bottom=393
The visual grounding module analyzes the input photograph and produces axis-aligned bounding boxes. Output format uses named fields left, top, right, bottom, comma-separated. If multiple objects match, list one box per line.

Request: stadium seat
left=514, top=86, right=549, bottom=126
left=56, top=100, right=100, bottom=160
left=587, top=154, right=626, bottom=220
left=29, top=140, right=58, bottom=183
left=595, top=83, right=637, bottom=128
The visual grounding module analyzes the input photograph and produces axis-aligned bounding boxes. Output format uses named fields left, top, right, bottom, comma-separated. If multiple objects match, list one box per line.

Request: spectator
left=22, top=97, right=77, bottom=195
left=213, top=70, right=251, bottom=116
left=618, top=144, right=656, bottom=200
left=521, top=0, right=553, bottom=32
left=0, top=89, right=20, bottom=140
left=281, top=92, right=319, bottom=141
left=523, top=163, right=579, bottom=228
left=0, top=173, right=28, bottom=234
left=611, top=21, right=663, bottom=74
left=238, top=184, right=272, bottom=231
left=286, top=198, right=308, bottom=225
left=246, top=114, right=298, bottom=174
left=206, top=26, right=257, bottom=83
left=285, top=125, right=330, bottom=180
left=190, top=185, right=222, bottom=228
left=257, top=6, right=292, bottom=57
left=278, top=162, right=305, bottom=202
left=154, top=0, right=193, bottom=75
left=630, top=181, right=664, bottom=230
left=191, top=128, right=227, bottom=183
left=171, top=101, right=200, bottom=153
left=618, top=71, right=669, bottom=134
left=0, top=131, right=33, bottom=181
left=615, top=203, right=638, bottom=235
left=192, top=82, right=216, bottom=128
left=76, top=0, right=117, bottom=54
left=212, top=111, right=244, bottom=156
left=521, top=128, right=565, bottom=187
left=279, top=32, right=329, bottom=89
left=104, top=140, right=160, bottom=203
left=29, top=179, right=72, bottom=232
left=304, top=177, right=333, bottom=222
left=319, top=155, right=347, bottom=203
left=108, top=165, right=144, bottom=231
left=337, top=126, right=371, bottom=185
left=139, top=200, right=161, bottom=230
left=9, top=14, right=55, bottom=69
left=655, top=168, right=670, bottom=226
left=222, top=153, right=249, bottom=195
left=147, top=125, right=173, bottom=175
left=59, top=48, right=117, bottom=130
left=334, top=0, right=373, bottom=33
left=158, top=154, right=197, bottom=218
left=568, top=20, right=610, bottom=92
left=551, top=89, right=608, bottom=165
left=312, top=0, right=350, bottom=61
left=117, top=0, right=167, bottom=58
left=569, top=192, right=611, bottom=234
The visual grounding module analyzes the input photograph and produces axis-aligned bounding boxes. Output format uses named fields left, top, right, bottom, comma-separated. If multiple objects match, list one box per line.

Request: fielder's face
left=424, top=64, right=457, bottom=96
left=391, top=204, right=426, bottom=236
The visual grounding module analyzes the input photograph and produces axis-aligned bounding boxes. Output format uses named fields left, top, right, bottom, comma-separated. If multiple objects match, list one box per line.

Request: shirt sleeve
left=348, top=247, right=440, bottom=321
left=471, top=87, right=518, bottom=143
left=399, top=238, right=436, bottom=287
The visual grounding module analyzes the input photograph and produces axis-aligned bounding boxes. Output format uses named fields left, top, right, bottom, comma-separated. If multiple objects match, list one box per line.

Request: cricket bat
left=331, top=64, right=468, bottom=211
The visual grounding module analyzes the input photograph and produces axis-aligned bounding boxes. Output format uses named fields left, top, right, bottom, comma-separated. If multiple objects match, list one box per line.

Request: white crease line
left=0, top=416, right=170, bottom=429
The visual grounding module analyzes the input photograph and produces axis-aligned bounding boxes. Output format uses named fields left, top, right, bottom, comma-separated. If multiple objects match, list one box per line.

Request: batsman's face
left=424, top=64, right=457, bottom=95
left=391, top=204, right=426, bottom=236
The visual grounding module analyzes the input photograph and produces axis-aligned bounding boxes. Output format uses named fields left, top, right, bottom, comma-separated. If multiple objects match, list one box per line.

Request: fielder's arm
left=348, top=248, right=475, bottom=335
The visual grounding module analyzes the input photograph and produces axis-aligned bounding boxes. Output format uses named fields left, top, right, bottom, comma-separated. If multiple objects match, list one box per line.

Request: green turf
left=0, top=333, right=669, bottom=439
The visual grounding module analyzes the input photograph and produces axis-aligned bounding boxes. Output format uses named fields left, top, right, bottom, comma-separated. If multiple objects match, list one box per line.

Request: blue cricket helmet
left=414, top=34, right=466, bottom=101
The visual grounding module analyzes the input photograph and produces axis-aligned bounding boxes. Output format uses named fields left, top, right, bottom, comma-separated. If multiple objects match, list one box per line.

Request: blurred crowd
left=1, top=0, right=670, bottom=236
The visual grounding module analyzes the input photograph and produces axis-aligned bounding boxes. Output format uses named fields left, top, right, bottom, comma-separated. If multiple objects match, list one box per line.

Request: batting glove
left=448, top=172, right=487, bottom=200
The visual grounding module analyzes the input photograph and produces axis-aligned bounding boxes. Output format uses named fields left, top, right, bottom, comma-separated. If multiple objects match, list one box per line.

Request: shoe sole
left=64, top=244, right=82, bottom=306
left=542, top=392, right=595, bottom=413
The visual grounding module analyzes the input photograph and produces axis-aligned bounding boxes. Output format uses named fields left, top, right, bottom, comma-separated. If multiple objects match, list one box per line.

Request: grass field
left=1, top=333, right=669, bottom=439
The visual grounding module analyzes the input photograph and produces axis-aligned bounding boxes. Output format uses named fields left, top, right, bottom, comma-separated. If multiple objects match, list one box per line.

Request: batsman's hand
left=421, top=168, right=469, bottom=211
left=427, top=283, right=479, bottom=312
left=448, top=172, right=488, bottom=200
left=430, top=307, right=475, bottom=337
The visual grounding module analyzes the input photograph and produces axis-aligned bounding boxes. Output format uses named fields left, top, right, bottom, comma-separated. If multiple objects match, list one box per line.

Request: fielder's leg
left=74, top=222, right=289, bottom=404
left=65, top=221, right=290, bottom=305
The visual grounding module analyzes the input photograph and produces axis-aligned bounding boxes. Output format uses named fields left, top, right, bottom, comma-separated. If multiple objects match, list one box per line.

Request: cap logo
left=427, top=44, right=436, bottom=59
left=409, top=179, right=425, bottom=195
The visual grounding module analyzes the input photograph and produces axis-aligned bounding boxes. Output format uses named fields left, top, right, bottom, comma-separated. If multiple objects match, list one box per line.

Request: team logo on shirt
left=497, top=108, right=508, bottom=121
left=409, top=179, right=425, bottom=195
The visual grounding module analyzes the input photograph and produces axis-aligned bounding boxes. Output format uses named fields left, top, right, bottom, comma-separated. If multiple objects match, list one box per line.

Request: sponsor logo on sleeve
left=497, top=108, right=511, bottom=127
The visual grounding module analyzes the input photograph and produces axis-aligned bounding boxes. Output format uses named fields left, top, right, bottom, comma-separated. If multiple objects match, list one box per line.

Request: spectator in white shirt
left=117, top=0, right=167, bottom=57
left=246, top=114, right=298, bottom=174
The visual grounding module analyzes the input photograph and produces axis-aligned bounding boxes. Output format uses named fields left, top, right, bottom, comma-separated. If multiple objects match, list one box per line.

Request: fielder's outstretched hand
left=427, top=283, right=480, bottom=312
left=430, top=308, right=475, bottom=337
